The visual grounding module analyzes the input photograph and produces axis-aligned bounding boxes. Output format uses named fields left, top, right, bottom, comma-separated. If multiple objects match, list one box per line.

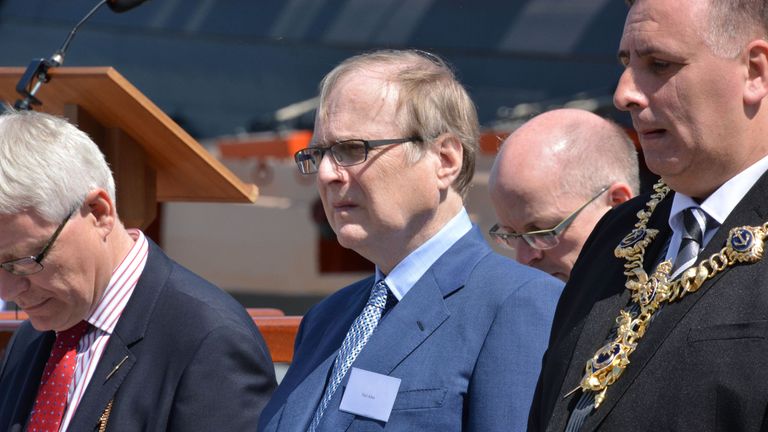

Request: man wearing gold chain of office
left=528, top=0, right=768, bottom=431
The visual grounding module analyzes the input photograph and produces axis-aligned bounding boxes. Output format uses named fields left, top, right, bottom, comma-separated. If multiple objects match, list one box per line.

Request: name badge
left=339, top=367, right=401, bottom=422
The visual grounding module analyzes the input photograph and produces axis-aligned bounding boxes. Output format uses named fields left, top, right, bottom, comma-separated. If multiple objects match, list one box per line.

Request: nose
left=315, top=150, right=345, bottom=185
left=613, top=67, right=646, bottom=112
left=513, top=240, right=544, bottom=266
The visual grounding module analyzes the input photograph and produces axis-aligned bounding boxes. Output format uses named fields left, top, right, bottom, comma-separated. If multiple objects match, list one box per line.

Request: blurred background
left=0, top=0, right=648, bottom=314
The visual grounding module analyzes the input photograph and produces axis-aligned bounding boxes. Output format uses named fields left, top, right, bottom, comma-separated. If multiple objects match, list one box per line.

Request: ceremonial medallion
left=726, top=226, right=765, bottom=263
left=571, top=180, right=768, bottom=410
left=615, top=228, right=657, bottom=259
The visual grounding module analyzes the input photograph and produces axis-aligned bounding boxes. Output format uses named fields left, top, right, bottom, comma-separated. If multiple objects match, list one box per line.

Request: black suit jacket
left=0, top=240, right=277, bottom=431
left=530, top=172, right=768, bottom=432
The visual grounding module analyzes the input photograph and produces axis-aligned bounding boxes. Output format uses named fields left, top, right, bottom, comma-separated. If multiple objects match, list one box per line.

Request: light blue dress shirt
left=375, top=208, right=473, bottom=301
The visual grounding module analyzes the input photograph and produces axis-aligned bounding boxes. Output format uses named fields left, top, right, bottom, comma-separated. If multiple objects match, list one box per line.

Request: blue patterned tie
left=307, top=280, right=389, bottom=432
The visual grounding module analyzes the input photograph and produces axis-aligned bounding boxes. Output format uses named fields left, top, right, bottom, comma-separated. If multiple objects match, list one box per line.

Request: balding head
left=488, top=109, right=639, bottom=281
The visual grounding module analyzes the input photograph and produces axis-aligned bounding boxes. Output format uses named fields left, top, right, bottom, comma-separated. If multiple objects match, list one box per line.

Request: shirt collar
left=375, top=208, right=472, bottom=301
left=86, top=229, right=149, bottom=334
left=670, top=153, right=768, bottom=228
left=665, top=154, right=768, bottom=270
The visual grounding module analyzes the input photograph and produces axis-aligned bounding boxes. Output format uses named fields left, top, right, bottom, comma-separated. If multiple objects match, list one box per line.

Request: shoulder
left=0, top=321, right=46, bottom=367
left=592, top=193, right=653, bottom=238
left=0, top=322, right=49, bottom=393
left=470, top=251, right=564, bottom=302
left=138, top=250, right=263, bottom=345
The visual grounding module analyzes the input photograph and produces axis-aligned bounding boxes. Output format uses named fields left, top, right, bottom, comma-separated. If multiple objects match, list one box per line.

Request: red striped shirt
left=58, top=229, right=148, bottom=431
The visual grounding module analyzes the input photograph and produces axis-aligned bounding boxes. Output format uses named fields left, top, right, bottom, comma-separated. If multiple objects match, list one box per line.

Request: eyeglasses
left=0, top=210, right=73, bottom=276
left=489, top=185, right=610, bottom=251
left=294, top=137, right=422, bottom=175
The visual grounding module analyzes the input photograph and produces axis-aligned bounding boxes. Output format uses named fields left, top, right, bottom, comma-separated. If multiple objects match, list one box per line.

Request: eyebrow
left=0, top=243, right=40, bottom=262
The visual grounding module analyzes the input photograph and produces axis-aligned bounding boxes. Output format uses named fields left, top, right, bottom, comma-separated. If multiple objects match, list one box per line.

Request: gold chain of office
left=577, top=179, right=768, bottom=409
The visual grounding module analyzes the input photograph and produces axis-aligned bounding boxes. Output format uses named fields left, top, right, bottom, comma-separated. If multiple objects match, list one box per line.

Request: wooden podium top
left=0, top=67, right=258, bottom=203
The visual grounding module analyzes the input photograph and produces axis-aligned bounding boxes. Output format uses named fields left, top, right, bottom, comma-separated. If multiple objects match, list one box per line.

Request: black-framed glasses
left=0, top=210, right=74, bottom=276
left=294, top=137, right=422, bottom=175
left=489, top=185, right=611, bottom=251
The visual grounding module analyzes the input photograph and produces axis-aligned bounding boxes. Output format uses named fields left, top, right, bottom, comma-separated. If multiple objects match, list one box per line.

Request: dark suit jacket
left=529, top=173, right=768, bottom=432
left=0, top=240, right=277, bottom=431
left=259, top=227, right=564, bottom=432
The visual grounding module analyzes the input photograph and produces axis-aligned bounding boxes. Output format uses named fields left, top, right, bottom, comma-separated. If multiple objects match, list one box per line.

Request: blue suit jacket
left=0, top=240, right=277, bottom=431
left=259, top=227, right=563, bottom=431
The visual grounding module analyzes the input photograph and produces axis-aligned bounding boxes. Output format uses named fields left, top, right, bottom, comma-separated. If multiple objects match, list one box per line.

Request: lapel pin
left=105, top=355, right=129, bottom=382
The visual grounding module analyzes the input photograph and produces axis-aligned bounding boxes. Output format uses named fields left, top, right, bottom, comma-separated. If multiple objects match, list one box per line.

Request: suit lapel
left=548, top=195, right=673, bottom=431
left=353, top=228, right=488, bottom=379
left=66, top=241, right=168, bottom=431
left=318, top=228, right=488, bottom=431
left=321, top=276, right=450, bottom=431
left=584, top=174, right=768, bottom=430
left=65, top=341, right=135, bottom=431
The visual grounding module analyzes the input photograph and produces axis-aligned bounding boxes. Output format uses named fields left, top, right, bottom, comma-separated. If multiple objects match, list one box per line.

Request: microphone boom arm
left=13, top=0, right=108, bottom=110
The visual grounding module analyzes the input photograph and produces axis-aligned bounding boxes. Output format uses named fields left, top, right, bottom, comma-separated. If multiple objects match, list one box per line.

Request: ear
left=606, top=182, right=633, bottom=208
left=83, top=189, right=116, bottom=239
left=434, top=134, right=463, bottom=190
left=744, top=39, right=768, bottom=105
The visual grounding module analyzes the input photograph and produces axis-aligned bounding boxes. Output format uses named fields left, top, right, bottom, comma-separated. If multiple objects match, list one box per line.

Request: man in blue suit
left=0, top=109, right=276, bottom=431
left=258, top=49, right=563, bottom=432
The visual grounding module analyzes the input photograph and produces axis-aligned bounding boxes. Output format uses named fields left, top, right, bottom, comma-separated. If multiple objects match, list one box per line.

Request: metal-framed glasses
left=0, top=210, right=73, bottom=276
left=294, top=137, right=422, bottom=175
left=489, top=185, right=610, bottom=251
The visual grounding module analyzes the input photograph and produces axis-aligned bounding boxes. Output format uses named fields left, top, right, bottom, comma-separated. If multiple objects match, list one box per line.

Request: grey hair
left=704, top=0, right=768, bottom=58
left=316, top=49, right=479, bottom=198
left=0, top=108, right=115, bottom=222
left=627, top=0, right=768, bottom=58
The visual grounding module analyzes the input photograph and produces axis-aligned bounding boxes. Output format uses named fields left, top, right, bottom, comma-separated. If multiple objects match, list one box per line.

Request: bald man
left=488, top=109, right=639, bottom=281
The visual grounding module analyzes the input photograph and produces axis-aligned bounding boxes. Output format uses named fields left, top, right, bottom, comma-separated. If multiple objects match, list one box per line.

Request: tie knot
left=681, top=207, right=704, bottom=244
left=56, top=320, right=89, bottom=347
left=368, top=280, right=389, bottom=309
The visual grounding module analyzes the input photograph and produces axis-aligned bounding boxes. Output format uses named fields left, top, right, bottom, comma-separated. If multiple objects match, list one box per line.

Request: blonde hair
left=316, top=49, right=479, bottom=198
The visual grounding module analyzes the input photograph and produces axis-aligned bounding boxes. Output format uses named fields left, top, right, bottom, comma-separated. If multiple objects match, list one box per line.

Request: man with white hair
left=0, top=109, right=276, bottom=431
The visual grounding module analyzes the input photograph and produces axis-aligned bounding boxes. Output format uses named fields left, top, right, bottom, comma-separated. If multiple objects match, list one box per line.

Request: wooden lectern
left=0, top=67, right=258, bottom=228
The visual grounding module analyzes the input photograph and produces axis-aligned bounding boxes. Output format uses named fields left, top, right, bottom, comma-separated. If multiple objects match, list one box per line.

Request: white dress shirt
left=664, top=154, right=768, bottom=277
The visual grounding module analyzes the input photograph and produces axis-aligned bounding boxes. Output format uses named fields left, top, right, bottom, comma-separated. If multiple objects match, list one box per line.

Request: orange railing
left=0, top=309, right=301, bottom=363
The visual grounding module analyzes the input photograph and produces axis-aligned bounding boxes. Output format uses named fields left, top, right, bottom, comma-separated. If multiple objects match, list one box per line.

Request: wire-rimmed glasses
left=489, top=185, right=611, bottom=251
left=0, top=210, right=74, bottom=276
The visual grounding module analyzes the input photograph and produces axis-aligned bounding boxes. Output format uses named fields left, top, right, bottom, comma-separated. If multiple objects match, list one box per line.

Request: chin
left=334, top=228, right=369, bottom=251
left=27, top=315, right=57, bottom=332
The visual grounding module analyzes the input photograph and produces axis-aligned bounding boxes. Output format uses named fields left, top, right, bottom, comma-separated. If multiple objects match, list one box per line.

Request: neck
left=372, top=194, right=463, bottom=274
left=92, top=224, right=137, bottom=309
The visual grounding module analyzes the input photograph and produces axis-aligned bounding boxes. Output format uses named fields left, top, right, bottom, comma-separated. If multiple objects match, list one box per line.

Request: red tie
left=27, top=320, right=89, bottom=432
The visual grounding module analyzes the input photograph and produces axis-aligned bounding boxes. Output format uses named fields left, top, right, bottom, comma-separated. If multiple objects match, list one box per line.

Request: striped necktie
left=308, top=280, right=389, bottom=432
left=671, top=207, right=706, bottom=276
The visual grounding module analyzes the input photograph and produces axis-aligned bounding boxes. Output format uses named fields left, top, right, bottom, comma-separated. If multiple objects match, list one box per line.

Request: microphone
left=14, top=0, right=150, bottom=110
left=107, top=0, right=150, bottom=13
